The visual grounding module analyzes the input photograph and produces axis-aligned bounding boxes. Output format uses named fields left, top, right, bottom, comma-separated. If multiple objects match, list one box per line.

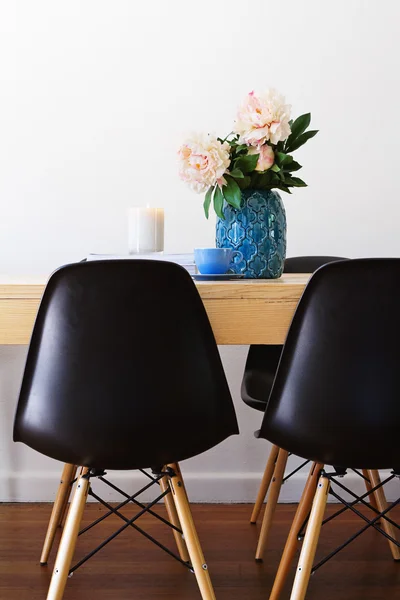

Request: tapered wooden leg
left=168, top=463, right=216, bottom=600
left=255, top=449, right=288, bottom=561
left=160, top=471, right=190, bottom=563
left=40, top=464, right=77, bottom=565
left=57, top=466, right=78, bottom=528
left=58, top=467, right=89, bottom=528
left=251, top=444, right=280, bottom=524
left=269, top=462, right=324, bottom=600
left=362, top=469, right=380, bottom=514
left=290, top=475, right=330, bottom=600
left=368, top=469, right=400, bottom=560
left=46, top=473, right=89, bottom=600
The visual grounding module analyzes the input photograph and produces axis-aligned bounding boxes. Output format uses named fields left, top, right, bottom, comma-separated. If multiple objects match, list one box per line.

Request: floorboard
left=1, top=502, right=399, bottom=599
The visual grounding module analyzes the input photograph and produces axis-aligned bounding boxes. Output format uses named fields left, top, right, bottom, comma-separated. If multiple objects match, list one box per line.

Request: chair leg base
left=250, top=444, right=280, bottom=525
left=40, top=464, right=77, bottom=565
left=46, top=474, right=89, bottom=600
left=269, top=462, right=323, bottom=600
left=160, top=470, right=190, bottom=563
left=255, top=449, right=288, bottom=561
left=168, top=463, right=216, bottom=600
left=290, top=474, right=330, bottom=600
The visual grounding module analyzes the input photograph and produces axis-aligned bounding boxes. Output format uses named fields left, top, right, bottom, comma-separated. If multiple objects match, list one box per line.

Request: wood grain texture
left=0, top=274, right=310, bottom=345
left=0, top=503, right=399, bottom=600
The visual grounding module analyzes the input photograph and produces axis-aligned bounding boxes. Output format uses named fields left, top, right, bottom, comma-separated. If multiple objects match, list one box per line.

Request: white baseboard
left=0, top=470, right=398, bottom=503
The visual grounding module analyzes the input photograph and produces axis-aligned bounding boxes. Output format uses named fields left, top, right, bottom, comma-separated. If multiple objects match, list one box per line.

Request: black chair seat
left=241, top=345, right=282, bottom=411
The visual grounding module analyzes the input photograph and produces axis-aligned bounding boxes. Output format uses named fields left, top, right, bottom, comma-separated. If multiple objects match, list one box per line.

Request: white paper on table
left=85, top=253, right=196, bottom=274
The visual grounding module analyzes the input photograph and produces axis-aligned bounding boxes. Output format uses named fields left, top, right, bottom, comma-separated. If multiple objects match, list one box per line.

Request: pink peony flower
left=234, top=89, right=291, bottom=147
left=248, top=144, right=275, bottom=171
left=178, top=133, right=231, bottom=193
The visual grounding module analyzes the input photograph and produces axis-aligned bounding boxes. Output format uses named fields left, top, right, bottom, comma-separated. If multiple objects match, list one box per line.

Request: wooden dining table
left=0, top=274, right=310, bottom=345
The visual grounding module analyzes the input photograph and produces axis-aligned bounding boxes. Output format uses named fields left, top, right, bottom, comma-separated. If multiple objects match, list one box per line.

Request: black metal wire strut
left=97, top=476, right=183, bottom=534
left=69, top=469, right=192, bottom=575
left=307, top=470, right=400, bottom=574
left=78, top=472, right=168, bottom=536
left=297, top=470, right=397, bottom=541
left=85, top=488, right=191, bottom=569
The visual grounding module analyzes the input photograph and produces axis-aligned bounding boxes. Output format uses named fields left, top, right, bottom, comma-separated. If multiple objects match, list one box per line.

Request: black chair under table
left=14, top=260, right=239, bottom=600
left=256, top=258, right=400, bottom=599
left=241, top=256, right=349, bottom=560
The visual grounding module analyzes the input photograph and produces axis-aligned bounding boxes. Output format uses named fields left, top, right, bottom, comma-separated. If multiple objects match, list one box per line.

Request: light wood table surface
left=0, top=274, right=310, bottom=345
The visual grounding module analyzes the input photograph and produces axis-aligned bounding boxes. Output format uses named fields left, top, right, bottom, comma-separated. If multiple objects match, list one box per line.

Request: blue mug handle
left=229, top=250, right=243, bottom=268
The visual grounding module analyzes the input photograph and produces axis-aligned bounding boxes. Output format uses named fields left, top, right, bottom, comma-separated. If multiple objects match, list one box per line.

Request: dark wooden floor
left=1, top=503, right=399, bottom=599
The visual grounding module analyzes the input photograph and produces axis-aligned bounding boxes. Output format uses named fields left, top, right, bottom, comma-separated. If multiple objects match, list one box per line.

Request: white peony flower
left=234, top=89, right=292, bottom=147
left=178, top=133, right=231, bottom=193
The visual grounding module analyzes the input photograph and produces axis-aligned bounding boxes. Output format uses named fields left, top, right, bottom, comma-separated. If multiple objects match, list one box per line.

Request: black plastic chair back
left=241, top=256, right=346, bottom=411
left=14, top=261, right=239, bottom=470
left=258, top=258, right=400, bottom=469
left=284, top=256, right=345, bottom=273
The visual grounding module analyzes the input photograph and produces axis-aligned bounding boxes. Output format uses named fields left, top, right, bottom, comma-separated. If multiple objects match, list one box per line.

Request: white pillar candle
left=128, top=207, right=164, bottom=254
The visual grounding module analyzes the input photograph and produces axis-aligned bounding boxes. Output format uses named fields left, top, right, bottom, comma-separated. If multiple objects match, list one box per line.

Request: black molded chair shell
left=283, top=256, right=346, bottom=274
left=14, top=260, right=239, bottom=470
left=241, top=345, right=282, bottom=412
left=241, top=257, right=346, bottom=412
left=258, top=258, right=400, bottom=469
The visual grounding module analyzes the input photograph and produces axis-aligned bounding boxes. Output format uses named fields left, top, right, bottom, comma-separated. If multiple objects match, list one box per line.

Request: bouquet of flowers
left=178, top=89, right=318, bottom=219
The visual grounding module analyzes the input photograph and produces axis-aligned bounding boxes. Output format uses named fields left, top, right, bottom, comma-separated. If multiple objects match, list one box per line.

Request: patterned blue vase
left=216, top=188, right=286, bottom=279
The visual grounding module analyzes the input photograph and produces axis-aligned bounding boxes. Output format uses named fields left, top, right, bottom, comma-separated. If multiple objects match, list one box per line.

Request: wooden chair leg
left=46, top=473, right=89, bottom=600
left=167, top=463, right=216, bottom=600
left=40, top=464, right=77, bottom=565
left=160, top=471, right=190, bottom=563
left=362, top=469, right=380, bottom=514
left=368, top=469, right=400, bottom=560
left=269, top=462, right=324, bottom=600
left=290, top=475, right=330, bottom=600
left=255, top=449, right=288, bottom=561
left=251, top=444, right=280, bottom=524
left=57, top=466, right=78, bottom=528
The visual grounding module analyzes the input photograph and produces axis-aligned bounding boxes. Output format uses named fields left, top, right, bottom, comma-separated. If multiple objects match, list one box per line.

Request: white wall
left=1, top=0, right=400, bottom=502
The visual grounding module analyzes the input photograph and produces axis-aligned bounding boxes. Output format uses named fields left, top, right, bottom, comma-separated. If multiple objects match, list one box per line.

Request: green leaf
left=258, top=171, right=274, bottom=187
left=271, top=164, right=280, bottom=173
left=222, top=175, right=242, bottom=209
left=237, top=175, right=251, bottom=190
left=286, top=130, right=318, bottom=153
left=213, top=185, right=225, bottom=219
left=283, top=160, right=302, bottom=172
left=229, top=168, right=244, bottom=179
left=249, top=172, right=264, bottom=188
left=276, top=141, right=285, bottom=152
left=275, top=152, right=293, bottom=166
left=274, top=183, right=292, bottom=194
left=234, top=153, right=259, bottom=173
left=285, top=176, right=308, bottom=187
left=287, top=113, right=311, bottom=143
left=203, top=186, right=213, bottom=219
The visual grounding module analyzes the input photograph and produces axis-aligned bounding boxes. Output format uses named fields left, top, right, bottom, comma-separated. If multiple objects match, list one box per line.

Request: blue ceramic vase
left=215, top=188, right=286, bottom=279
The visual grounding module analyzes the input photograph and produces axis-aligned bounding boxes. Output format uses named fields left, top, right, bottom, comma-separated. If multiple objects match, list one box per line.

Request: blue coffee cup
left=194, top=248, right=243, bottom=275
